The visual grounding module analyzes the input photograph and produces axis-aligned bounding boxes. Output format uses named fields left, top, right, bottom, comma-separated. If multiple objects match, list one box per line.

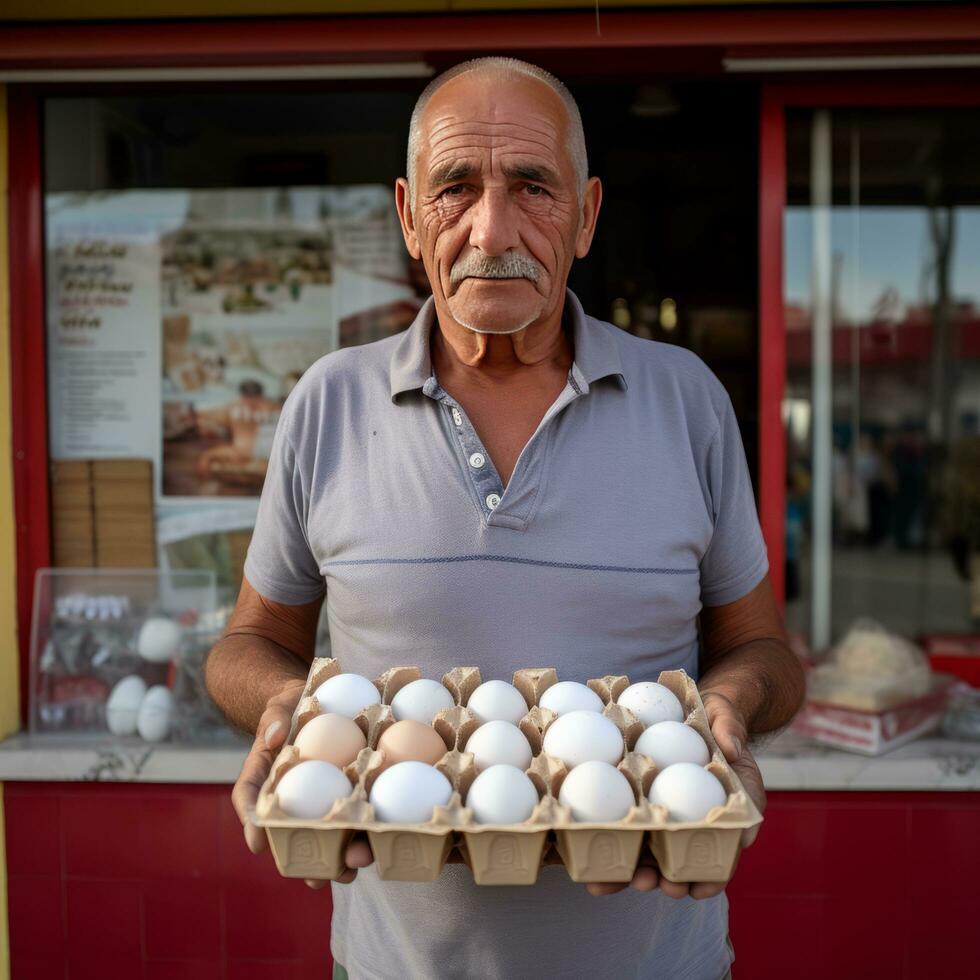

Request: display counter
left=3, top=729, right=977, bottom=980
left=0, top=729, right=977, bottom=789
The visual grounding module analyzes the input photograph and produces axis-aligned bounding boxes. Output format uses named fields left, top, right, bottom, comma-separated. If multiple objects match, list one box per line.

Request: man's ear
left=574, top=176, right=603, bottom=259
left=395, top=178, right=422, bottom=260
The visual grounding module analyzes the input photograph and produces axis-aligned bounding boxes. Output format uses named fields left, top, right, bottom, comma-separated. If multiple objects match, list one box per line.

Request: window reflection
left=784, top=109, right=980, bottom=647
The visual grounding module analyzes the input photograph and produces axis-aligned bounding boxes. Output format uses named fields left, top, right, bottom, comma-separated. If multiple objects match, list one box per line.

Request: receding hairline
left=406, top=57, right=588, bottom=207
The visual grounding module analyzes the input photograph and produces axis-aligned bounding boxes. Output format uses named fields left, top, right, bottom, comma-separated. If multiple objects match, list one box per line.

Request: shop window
left=784, top=108, right=980, bottom=648
left=42, top=81, right=759, bottom=612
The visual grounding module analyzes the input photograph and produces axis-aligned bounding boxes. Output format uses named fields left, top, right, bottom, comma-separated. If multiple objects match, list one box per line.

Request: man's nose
left=468, top=187, right=520, bottom=256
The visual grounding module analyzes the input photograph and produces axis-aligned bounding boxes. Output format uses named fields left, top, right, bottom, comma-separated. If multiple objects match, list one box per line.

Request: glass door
left=770, top=91, right=980, bottom=653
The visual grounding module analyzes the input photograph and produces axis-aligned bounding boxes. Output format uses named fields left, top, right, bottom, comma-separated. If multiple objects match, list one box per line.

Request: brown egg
left=294, top=712, right=367, bottom=768
left=376, top=720, right=448, bottom=771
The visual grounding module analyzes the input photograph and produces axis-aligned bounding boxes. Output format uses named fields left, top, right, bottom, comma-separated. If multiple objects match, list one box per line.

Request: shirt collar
left=389, top=287, right=627, bottom=402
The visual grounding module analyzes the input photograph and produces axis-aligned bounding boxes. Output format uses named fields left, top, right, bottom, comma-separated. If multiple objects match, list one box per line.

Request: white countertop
left=756, top=730, right=980, bottom=790
left=0, top=732, right=249, bottom=783
left=0, top=729, right=977, bottom=790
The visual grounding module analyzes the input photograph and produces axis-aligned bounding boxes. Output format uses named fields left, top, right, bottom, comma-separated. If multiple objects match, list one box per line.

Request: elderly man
left=206, top=57, right=805, bottom=980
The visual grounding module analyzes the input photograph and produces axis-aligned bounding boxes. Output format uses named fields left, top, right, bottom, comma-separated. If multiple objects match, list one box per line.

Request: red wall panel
left=5, top=782, right=978, bottom=979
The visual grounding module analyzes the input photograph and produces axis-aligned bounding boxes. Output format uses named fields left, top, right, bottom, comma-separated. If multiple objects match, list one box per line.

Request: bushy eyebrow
left=427, top=161, right=474, bottom=190
left=502, top=163, right=560, bottom=186
left=426, top=160, right=561, bottom=191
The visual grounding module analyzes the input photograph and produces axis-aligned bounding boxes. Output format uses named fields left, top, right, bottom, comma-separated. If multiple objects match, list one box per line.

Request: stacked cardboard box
left=50, top=459, right=156, bottom=568
left=51, top=461, right=96, bottom=567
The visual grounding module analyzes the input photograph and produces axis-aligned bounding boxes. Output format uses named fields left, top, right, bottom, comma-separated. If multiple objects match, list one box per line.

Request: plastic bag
left=807, top=618, right=932, bottom=711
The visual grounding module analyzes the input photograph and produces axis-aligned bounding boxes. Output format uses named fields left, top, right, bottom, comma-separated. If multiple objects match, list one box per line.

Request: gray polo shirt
left=244, top=288, right=768, bottom=980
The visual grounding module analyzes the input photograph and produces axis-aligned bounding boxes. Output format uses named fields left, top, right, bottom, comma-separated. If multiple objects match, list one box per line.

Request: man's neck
left=431, top=305, right=573, bottom=388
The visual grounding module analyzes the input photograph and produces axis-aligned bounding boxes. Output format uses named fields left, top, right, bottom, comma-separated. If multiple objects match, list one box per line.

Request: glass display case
left=29, top=567, right=238, bottom=744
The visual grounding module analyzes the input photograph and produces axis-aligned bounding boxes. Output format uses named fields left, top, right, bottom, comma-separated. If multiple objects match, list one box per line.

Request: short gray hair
left=406, top=57, right=588, bottom=210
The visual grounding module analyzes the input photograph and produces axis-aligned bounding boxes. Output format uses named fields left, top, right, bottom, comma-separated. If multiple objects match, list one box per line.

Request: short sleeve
left=243, top=416, right=326, bottom=606
left=699, top=391, right=770, bottom=606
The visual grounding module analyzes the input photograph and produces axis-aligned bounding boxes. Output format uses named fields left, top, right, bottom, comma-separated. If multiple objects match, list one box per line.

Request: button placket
left=430, top=383, right=505, bottom=519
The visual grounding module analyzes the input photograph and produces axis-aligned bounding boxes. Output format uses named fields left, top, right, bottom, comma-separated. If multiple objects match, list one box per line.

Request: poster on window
left=46, top=185, right=422, bottom=596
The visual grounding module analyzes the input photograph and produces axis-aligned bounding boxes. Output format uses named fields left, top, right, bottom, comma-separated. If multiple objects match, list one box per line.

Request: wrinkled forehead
left=419, top=72, right=573, bottom=181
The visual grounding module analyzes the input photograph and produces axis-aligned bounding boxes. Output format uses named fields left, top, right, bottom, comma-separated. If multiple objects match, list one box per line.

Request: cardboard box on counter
left=94, top=519, right=155, bottom=544
left=93, top=480, right=154, bottom=509
left=53, top=542, right=96, bottom=566
left=254, top=661, right=761, bottom=887
left=50, top=460, right=92, bottom=484
left=92, top=458, right=153, bottom=481
left=791, top=675, right=956, bottom=755
left=51, top=483, right=93, bottom=512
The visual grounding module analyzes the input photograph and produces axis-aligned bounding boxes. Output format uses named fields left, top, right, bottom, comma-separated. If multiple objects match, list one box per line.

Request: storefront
left=1, top=3, right=978, bottom=978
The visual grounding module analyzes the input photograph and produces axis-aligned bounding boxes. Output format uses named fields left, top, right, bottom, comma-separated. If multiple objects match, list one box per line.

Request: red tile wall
left=4, top=783, right=333, bottom=980
left=4, top=783, right=978, bottom=979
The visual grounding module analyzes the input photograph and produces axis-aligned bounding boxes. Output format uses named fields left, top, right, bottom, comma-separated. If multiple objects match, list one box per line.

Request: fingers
left=630, top=866, right=659, bottom=892
left=344, top=835, right=374, bottom=870
left=729, top=752, right=767, bottom=819
left=658, top=876, right=691, bottom=900
left=586, top=881, right=628, bottom=897
left=586, top=864, right=659, bottom=896
left=305, top=878, right=330, bottom=890
left=231, top=701, right=297, bottom=855
left=689, top=881, right=726, bottom=901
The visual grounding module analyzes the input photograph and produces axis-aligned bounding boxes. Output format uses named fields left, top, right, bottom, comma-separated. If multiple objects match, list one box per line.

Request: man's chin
left=447, top=292, right=544, bottom=335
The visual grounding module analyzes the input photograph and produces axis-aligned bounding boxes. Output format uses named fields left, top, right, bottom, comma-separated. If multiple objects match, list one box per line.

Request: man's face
left=396, top=72, right=599, bottom=335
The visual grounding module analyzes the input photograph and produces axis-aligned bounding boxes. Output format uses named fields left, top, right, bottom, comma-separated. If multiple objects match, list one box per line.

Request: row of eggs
left=279, top=755, right=727, bottom=826
left=106, top=676, right=176, bottom=741
left=275, top=673, right=728, bottom=824
left=314, top=673, right=691, bottom=730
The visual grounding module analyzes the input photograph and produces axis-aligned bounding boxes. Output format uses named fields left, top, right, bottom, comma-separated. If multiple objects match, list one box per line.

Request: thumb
left=261, top=711, right=291, bottom=751
left=703, top=699, right=747, bottom=766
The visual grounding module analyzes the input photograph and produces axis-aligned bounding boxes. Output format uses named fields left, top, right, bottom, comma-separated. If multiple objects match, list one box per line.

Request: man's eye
left=524, top=184, right=547, bottom=196
left=441, top=185, right=466, bottom=197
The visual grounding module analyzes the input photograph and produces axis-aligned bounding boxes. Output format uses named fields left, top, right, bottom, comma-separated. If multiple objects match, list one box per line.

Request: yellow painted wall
left=0, top=85, right=17, bottom=743
left=0, top=0, right=879, bottom=19
left=0, top=80, right=14, bottom=980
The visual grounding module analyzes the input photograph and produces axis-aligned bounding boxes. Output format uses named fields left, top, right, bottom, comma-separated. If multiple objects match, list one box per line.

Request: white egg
left=617, top=681, right=685, bottom=727
left=276, top=760, right=352, bottom=819
left=136, top=685, right=175, bottom=742
left=648, top=762, right=728, bottom=822
left=465, top=720, right=533, bottom=773
left=369, top=761, right=453, bottom=824
left=106, top=675, right=147, bottom=736
left=542, top=710, right=624, bottom=769
left=390, top=678, right=455, bottom=724
left=466, top=680, right=529, bottom=725
left=466, top=764, right=539, bottom=824
left=559, top=761, right=636, bottom=822
left=538, top=681, right=604, bottom=716
left=136, top=617, right=182, bottom=663
left=635, top=721, right=710, bottom=770
left=313, top=673, right=381, bottom=718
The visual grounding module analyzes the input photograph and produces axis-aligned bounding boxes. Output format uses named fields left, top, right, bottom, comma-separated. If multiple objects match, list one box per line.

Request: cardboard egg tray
left=252, top=658, right=762, bottom=886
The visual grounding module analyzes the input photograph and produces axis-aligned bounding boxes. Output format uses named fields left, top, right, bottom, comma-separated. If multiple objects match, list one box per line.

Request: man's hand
left=230, top=678, right=374, bottom=888
left=586, top=691, right=766, bottom=900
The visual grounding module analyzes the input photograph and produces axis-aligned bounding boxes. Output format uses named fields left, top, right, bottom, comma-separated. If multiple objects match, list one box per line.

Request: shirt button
left=469, top=452, right=486, bottom=469
left=451, top=408, right=462, bottom=426
left=486, top=493, right=501, bottom=510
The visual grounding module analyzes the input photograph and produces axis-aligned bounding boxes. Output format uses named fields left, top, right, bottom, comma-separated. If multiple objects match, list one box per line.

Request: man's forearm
left=204, top=634, right=309, bottom=735
left=698, top=637, right=806, bottom=735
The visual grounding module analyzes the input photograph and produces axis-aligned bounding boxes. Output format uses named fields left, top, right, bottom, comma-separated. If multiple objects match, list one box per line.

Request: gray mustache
left=450, top=252, right=542, bottom=286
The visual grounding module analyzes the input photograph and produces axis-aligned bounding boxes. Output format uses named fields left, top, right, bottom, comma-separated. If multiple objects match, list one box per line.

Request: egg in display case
left=28, top=567, right=235, bottom=744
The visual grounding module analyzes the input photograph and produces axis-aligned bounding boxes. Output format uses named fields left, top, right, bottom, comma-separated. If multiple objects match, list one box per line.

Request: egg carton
left=252, top=659, right=762, bottom=886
